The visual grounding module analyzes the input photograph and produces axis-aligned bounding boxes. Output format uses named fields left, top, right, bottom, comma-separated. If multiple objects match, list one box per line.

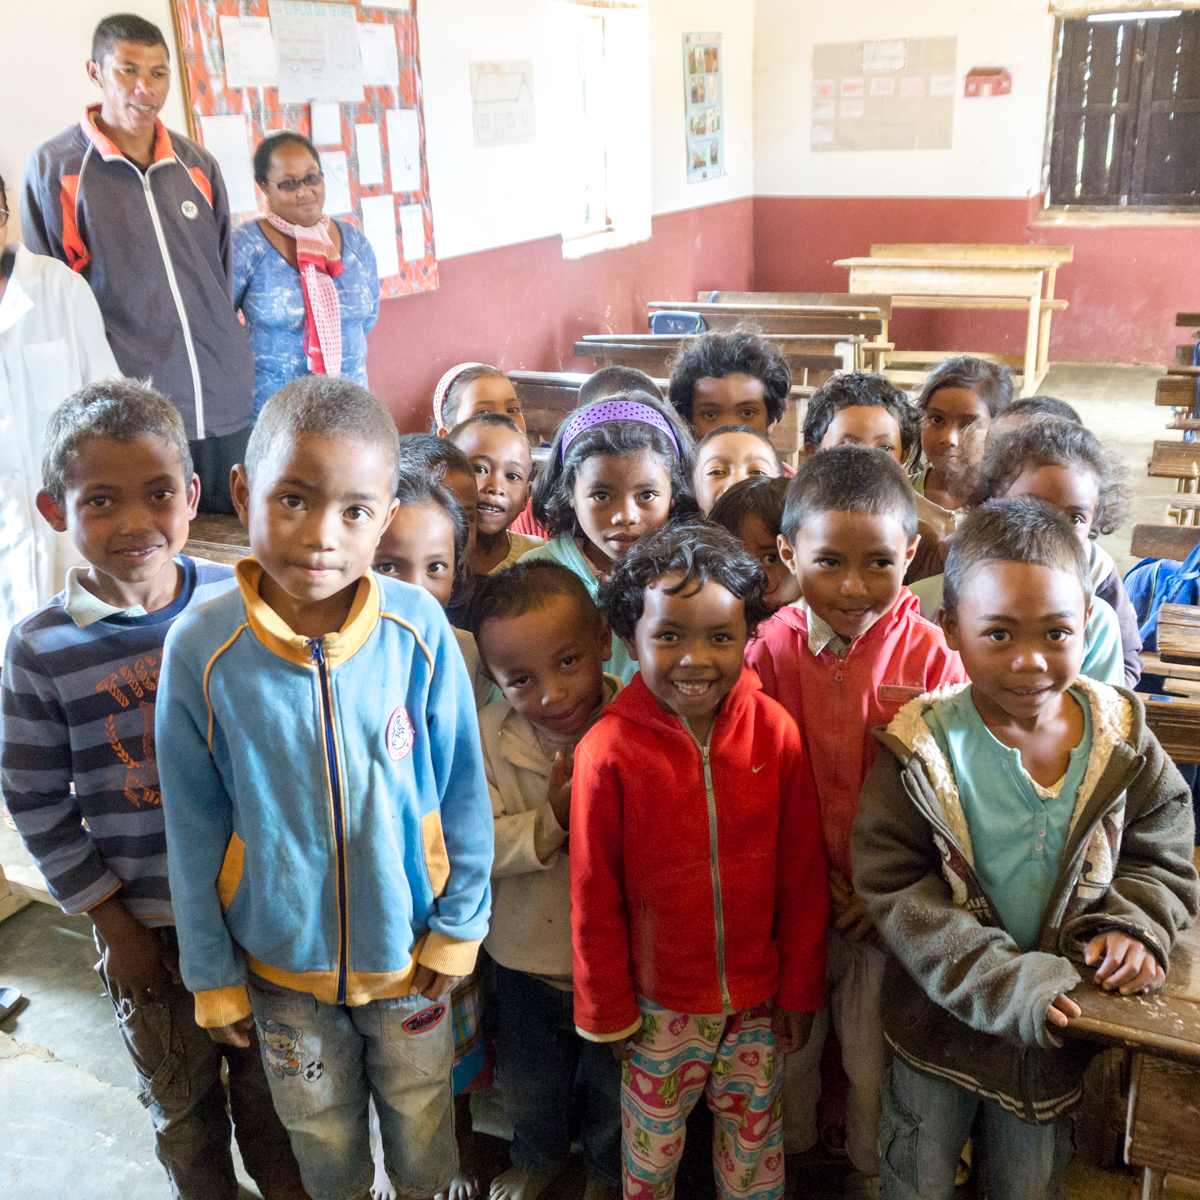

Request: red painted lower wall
left=367, top=197, right=754, bottom=431
left=752, top=195, right=1200, bottom=370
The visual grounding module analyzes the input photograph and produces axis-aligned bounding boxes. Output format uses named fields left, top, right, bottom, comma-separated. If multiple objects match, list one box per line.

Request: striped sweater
left=2, top=557, right=236, bottom=924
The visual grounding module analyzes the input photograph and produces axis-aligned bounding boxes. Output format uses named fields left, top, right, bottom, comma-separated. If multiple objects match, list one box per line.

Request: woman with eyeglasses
left=0, top=170, right=120, bottom=644
left=233, top=131, right=379, bottom=420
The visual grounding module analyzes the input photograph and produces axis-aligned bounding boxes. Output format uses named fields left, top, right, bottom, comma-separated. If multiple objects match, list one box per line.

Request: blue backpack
left=1124, top=538, right=1200, bottom=654
left=648, top=310, right=706, bottom=335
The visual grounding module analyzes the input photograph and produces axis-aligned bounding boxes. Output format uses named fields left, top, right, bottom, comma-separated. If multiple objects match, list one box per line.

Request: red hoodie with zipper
left=570, top=668, right=829, bottom=1041
left=745, top=590, right=966, bottom=884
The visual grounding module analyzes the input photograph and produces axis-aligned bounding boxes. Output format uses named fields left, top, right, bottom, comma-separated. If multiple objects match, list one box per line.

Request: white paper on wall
left=386, top=109, right=421, bottom=193
left=270, top=0, right=363, bottom=104
left=318, top=149, right=353, bottom=214
left=358, top=23, right=400, bottom=87
left=310, top=101, right=342, bottom=146
left=360, top=193, right=400, bottom=278
left=219, top=16, right=277, bottom=89
left=355, top=123, right=384, bottom=187
left=199, top=114, right=259, bottom=214
left=398, top=203, right=424, bottom=261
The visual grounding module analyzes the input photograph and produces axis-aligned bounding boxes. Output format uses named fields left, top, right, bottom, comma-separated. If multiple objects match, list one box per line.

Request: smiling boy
left=852, top=499, right=1198, bottom=1200
left=157, top=376, right=494, bottom=1200
left=2, top=380, right=305, bottom=1200
left=22, top=13, right=255, bottom=512
left=746, top=445, right=966, bottom=1176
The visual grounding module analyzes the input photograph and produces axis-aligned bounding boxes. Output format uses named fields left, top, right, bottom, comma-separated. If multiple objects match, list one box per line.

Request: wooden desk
left=183, top=514, right=250, bottom=566
left=836, top=249, right=1072, bottom=395
left=1158, top=604, right=1200, bottom=667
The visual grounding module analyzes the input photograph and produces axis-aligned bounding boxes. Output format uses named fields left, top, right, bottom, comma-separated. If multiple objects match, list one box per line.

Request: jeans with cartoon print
left=97, top=929, right=304, bottom=1200
left=247, top=972, right=457, bottom=1200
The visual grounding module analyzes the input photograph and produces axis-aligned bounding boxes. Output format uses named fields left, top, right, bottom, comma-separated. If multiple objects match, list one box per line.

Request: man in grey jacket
left=22, top=13, right=254, bottom=513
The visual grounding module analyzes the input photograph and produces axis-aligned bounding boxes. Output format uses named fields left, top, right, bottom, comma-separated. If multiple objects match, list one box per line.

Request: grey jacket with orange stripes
left=21, top=106, right=254, bottom=441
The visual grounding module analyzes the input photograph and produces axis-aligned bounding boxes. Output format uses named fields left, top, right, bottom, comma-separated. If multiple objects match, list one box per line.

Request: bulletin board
left=811, top=37, right=957, bottom=153
left=169, top=0, right=438, bottom=299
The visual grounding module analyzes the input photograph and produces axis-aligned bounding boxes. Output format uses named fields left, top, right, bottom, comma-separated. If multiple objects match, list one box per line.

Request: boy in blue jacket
left=158, top=376, right=494, bottom=1200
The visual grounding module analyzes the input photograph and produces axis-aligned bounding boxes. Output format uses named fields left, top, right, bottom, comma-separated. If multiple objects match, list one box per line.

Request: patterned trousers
left=621, top=997, right=784, bottom=1200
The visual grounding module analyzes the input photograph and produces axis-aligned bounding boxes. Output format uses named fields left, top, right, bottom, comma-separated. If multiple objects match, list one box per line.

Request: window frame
left=1040, top=8, right=1200, bottom=218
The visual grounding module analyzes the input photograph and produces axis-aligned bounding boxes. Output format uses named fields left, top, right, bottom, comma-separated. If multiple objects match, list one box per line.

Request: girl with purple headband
left=519, top=393, right=696, bottom=685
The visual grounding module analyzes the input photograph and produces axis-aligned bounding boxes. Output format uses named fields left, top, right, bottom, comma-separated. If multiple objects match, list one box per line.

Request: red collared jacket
left=570, top=669, right=829, bottom=1040
left=745, top=590, right=967, bottom=883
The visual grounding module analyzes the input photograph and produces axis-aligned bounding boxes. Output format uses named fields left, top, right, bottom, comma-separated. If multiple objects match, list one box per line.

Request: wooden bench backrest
left=1176, top=312, right=1200, bottom=328
left=1149, top=441, right=1200, bottom=479
left=1130, top=523, right=1200, bottom=560
left=1156, top=374, right=1198, bottom=407
left=704, top=291, right=895, bottom=320
left=183, top=514, right=250, bottom=567
left=869, top=243, right=1073, bottom=265
left=1143, top=698, right=1200, bottom=766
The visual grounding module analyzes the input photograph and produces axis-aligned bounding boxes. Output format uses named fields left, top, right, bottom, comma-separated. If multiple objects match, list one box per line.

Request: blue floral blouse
left=233, top=219, right=380, bottom=418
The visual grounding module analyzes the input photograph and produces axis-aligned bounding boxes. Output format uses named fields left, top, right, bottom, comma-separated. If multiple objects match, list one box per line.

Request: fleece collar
left=235, top=559, right=379, bottom=668
left=885, top=674, right=1133, bottom=869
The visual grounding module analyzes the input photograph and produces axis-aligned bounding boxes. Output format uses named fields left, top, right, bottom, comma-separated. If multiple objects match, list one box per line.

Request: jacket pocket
left=422, top=810, right=450, bottom=899
left=216, top=832, right=246, bottom=912
left=21, top=339, right=72, bottom=411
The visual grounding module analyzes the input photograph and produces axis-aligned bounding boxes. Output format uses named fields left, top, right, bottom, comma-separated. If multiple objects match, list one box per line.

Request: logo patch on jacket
left=386, top=705, right=415, bottom=761
left=402, top=1003, right=446, bottom=1034
left=181, top=200, right=198, bottom=220
left=879, top=684, right=924, bottom=705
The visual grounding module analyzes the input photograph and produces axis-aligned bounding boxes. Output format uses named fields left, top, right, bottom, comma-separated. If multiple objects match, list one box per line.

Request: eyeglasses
left=268, top=172, right=323, bottom=193
left=0, top=208, right=8, bottom=226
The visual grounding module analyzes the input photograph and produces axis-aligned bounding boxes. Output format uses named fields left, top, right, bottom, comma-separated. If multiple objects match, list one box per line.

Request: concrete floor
left=1, top=363, right=1195, bottom=1200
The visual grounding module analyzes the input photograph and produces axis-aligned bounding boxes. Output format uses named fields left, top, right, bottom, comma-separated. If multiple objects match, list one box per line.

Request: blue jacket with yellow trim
left=157, top=561, right=492, bottom=1027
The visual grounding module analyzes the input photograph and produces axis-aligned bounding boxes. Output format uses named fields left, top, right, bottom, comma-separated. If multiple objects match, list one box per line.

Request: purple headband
left=560, top=401, right=681, bottom=464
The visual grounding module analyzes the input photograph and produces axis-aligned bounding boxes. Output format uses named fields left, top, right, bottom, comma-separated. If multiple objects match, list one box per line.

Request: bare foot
left=435, top=1177, right=477, bottom=1200
left=488, top=1168, right=558, bottom=1200
left=581, top=1180, right=621, bottom=1200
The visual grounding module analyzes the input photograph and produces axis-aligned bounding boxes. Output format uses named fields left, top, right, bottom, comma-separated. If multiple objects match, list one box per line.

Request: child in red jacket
left=745, top=445, right=967, bottom=1175
left=571, top=520, right=830, bottom=1200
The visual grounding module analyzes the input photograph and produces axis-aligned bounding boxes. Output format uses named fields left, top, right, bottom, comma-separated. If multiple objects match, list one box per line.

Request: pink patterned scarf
left=264, top=210, right=343, bottom=377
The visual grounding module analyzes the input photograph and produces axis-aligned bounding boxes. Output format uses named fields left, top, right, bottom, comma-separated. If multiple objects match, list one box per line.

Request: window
left=1046, top=10, right=1200, bottom=208
left=554, top=1, right=651, bottom=258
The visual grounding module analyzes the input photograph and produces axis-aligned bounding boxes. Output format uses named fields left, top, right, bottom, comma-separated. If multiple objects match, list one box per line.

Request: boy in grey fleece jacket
left=851, top=499, right=1198, bottom=1200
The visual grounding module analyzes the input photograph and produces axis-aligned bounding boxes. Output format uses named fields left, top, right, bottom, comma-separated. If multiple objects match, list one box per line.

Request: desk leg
left=1022, top=291, right=1041, bottom=398
left=1141, top=1167, right=1166, bottom=1200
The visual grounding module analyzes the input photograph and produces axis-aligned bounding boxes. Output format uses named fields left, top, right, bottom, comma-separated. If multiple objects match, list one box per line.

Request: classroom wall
left=750, top=0, right=1200, bottom=366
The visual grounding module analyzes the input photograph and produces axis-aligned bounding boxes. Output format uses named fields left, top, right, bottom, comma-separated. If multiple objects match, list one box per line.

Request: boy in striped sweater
left=1, top=380, right=304, bottom=1200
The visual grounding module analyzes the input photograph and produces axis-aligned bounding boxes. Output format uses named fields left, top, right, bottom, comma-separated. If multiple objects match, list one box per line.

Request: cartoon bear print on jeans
left=261, top=1019, right=324, bottom=1083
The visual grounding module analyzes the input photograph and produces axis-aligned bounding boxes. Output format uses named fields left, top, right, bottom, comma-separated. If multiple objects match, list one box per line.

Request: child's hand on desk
left=611, top=1029, right=644, bottom=1062
left=1085, top=932, right=1165, bottom=995
left=209, top=1015, right=255, bottom=1047
left=1045, top=995, right=1081, bottom=1029
left=548, top=750, right=573, bottom=830
left=829, top=869, right=876, bottom=944
left=411, top=965, right=465, bottom=1002
left=772, top=1008, right=815, bottom=1055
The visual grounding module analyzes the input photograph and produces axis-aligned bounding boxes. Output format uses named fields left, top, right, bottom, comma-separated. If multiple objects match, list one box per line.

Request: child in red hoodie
left=571, top=520, right=830, bottom=1200
left=745, top=445, right=967, bottom=1176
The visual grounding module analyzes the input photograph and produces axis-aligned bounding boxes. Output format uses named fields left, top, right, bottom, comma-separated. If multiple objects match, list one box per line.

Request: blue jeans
left=492, top=962, right=622, bottom=1187
left=247, top=973, right=456, bottom=1200
left=878, top=1061, right=1076, bottom=1200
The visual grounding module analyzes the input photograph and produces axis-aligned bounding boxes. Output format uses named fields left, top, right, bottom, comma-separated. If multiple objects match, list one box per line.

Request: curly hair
left=667, top=330, right=792, bottom=427
left=802, top=372, right=921, bottom=463
left=530, top=392, right=697, bottom=539
left=967, top=417, right=1131, bottom=537
left=917, top=356, right=1013, bottom=417
left=599, top=519, right=772, bottom=642
left=466, top=560, right=602, bottom=639
left=996, top=395, right=1082, bottom=426
left=391, top=471, right=474, bottom=605
left=944, top=498, right=1091, bottom=619
left=708, top=476, right=789, bottom=542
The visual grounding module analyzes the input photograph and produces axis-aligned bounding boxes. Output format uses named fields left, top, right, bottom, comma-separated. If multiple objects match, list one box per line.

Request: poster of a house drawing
left=683, top=32, right=724, bottom=183
left=470, top=61, right=536, bottom=147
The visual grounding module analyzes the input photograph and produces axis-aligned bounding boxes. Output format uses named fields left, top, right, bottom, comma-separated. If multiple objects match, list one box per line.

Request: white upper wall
left=753, top=0, right=1056, bottom=197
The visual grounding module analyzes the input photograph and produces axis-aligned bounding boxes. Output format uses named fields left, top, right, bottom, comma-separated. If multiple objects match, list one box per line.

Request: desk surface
left=1158, top=604, right=1200, bottom=667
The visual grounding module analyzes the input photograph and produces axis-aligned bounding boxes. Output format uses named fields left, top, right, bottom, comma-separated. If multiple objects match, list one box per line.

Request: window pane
left=1136, top=13, right=1200, bottom=203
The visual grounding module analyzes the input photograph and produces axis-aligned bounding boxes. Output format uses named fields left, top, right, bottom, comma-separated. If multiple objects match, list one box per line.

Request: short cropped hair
left=695, top=423, right=780, bottom=465
left=968, top=416, right=1131, bottom=537
left=246, top=376, right=400, bottom=493
left=253, top=132, right=320, bottom=186
left=446, top=411, right=528, bottom=451
left=918, top=356, right=1013, bottom=418
left=781, top=444, right=918, bottom=544
left=42, top=379, right=192, bottom=504
left=92, top=14, right=168, bottom=65
left=600, top=519, right=772, bottom=641
left=668, top=330, right=792, bottom=427
left=943, top=497, right=1092, bottom=619
left=396, top=433, right=473, bottom=486
left=392, top=472, right=473, bottom=601
left=1001, top=395, right=1082, bottom=425
left=802, top=372, right=921, bottom=462
left=579, top=366, right=664, bottom=407
left=709, top=475, right=789, bottom=541
left=467, top=560, right=602, bottom=640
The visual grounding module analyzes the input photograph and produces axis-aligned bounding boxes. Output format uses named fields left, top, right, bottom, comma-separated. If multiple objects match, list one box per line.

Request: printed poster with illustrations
left=683, top=32, right=724, bottom=183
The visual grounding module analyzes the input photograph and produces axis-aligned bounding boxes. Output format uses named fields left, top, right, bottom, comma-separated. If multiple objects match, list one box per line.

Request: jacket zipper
left=138, top=162, right=206, bottom=438
left=686, top=721, right=733, bottom=1010
left=311, top=638, right=349, bottom=1003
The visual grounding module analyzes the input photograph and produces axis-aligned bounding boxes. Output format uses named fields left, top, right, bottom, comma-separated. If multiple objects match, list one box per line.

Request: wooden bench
left=1158, top=603, right=1200, bottom=668
left=1130, top=523, right=1200, bottom=560
left=183, top=514, right=250, bottom=566
left=1148, top=441, right=1200, bottom=525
